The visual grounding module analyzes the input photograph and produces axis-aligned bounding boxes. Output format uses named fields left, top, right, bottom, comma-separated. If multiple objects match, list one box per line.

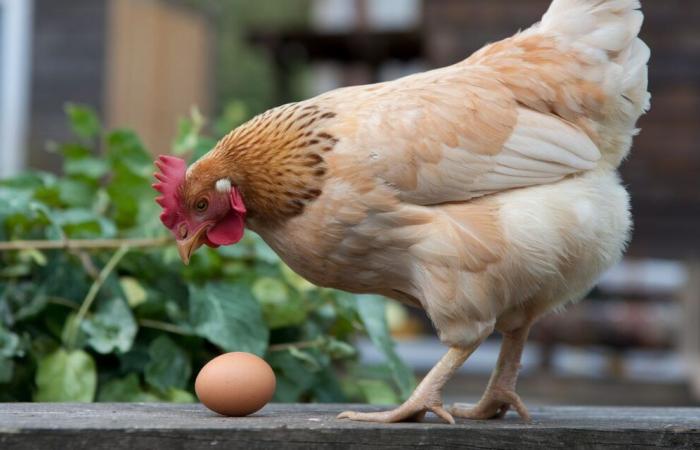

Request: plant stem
left=46, top=296, right=80, bottom=310
left=48, top=294, right=191, bottom=336
left=138, top=319, right=191, bottom=336
left=64, top=245, right=130, bottom=349
left=0, top=237, right=172, bottom=252
left=268, top=338, right=324, bottom=352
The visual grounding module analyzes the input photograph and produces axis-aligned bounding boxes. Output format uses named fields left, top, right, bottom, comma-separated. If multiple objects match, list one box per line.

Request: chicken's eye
left=195, top=199, right=208, bottom=212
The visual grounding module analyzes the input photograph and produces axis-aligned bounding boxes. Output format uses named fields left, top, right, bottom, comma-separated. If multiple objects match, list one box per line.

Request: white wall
left=0, top=0, right=33, bottom=178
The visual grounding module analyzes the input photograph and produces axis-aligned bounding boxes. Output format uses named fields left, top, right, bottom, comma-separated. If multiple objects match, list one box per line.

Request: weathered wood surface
left=0, top=403, right=698, bottom=449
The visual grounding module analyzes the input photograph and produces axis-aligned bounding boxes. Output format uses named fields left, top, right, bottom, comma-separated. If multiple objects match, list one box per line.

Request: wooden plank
left=0, top=403, right=698, bottom=449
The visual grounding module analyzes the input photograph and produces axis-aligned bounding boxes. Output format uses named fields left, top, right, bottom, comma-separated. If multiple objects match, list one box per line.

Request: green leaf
left=144, top=336, right=191, bottom=392
left=104, top=130, right=160, bottom=231
left=253, top=277, right=306, bottom=329
left=0, top=264, right=30, bottom=278
left=251, top=233, right=280, bottom=264
left=355, top=295, right=416, bottom=400
left=252, top=277, right=288, bottom=304
left=188, top=282, right=268, bottom=355
left=18, top=249, right=47, bottom=267
left=356, top=379, right=400, bottom=405
left=65, top=104, right=101, bottom=140
left=0, top=282, right=49, bottom=323
left=0, top=357, right=14, bottom=383
left=310, top=366, right=347, bottom=402
left=39, top=252, right=91, bottom=302
left=34, top=348, right=96, bottom=402
left=213, top=100, right=249, bottom=137
left=172, top=108, right=206, bottom=156
left=160, top=388, right=196, bottom=403
left=118, top=342, right=151, bottom=373
left=0, top=326, right=21, bottom=358
left=82, top=296, right=137, bottom=354
left=106, top=130, right=152, bottom=176
left=323, top=337, right=356, bottom=359
left=280, top=264, right=316, bottom=292
left=0, top=171, right=48, bottom=190
left=98, top=373, right=160, bottom=402
left=56, top=179, right=95, bottom=208
left=64, top=157, right=109, bottom=180
left=267, top=350, right=315, bottom=402
left=51, top=208, right=116, bottom=238
left=288, top=347, right=321, bottom=371
left=59, top=143, right=91, bottom=160
left=120, top=277, right=148, bottom=308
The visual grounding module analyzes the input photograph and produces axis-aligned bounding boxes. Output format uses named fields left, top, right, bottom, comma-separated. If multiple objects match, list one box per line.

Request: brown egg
left=195, top=352, right=276, bottom=417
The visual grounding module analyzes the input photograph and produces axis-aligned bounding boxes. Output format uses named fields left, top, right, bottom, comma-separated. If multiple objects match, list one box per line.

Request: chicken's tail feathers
left=538, top=0, right=650, bottom=165
left=541, top=0, right=643, bottom=52
left=540, top=0, right=650, bottom=112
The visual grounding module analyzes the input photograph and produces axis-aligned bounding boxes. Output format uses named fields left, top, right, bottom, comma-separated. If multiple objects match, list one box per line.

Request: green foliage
left=189, top=282, right=268, bottom=355
left=35, top=348, right=96, bottom=402
left=65, top=103, right=101, bottom=141
left=355, top=296, right=415, bottom=400
left=0, top=105, right=416, bottom=404
left=82, top=296, right=137, bottom=354
left=144, top=336, right=191, bottom=391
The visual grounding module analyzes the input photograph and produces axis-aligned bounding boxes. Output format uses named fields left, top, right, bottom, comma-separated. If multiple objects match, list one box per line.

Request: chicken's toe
left=337, top=403, right=454, bottom=424
left=450, top=389, right=530, bottom=421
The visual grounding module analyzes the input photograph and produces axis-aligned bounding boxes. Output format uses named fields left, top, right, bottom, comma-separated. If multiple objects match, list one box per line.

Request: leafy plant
left=0, top=104, right=415, bottom=404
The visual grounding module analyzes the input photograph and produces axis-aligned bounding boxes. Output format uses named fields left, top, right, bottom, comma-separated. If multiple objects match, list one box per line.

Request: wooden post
left=105, top=0, right=212, bottom=154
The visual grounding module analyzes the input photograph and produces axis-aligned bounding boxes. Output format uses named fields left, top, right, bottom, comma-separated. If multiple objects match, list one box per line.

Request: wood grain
left=0, top=403, right=698, bottom=450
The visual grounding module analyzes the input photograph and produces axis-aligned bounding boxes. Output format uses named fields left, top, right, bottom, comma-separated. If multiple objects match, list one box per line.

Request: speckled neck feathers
left=204, top=102, right=339, bottom=222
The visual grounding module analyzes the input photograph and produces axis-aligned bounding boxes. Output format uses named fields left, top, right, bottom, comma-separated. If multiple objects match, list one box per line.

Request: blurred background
left=0, top=0, right=698, bottom=406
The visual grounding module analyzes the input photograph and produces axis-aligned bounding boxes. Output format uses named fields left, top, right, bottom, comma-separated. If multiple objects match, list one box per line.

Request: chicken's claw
left=449, top=388, right=531, bottom=421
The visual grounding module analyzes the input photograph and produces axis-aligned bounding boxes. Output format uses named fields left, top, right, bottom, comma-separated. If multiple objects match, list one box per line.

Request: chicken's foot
left=338, top=345, right=479, bottom=424
left=450, top=325, right=531, bottom=421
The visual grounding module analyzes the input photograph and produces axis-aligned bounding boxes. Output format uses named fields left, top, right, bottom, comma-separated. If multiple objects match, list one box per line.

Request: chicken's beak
left=176, top=225, right=209, bottom=265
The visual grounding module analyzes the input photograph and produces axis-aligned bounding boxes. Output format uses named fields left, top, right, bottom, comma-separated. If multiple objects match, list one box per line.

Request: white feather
left=215, top=178, right=232, bottom=193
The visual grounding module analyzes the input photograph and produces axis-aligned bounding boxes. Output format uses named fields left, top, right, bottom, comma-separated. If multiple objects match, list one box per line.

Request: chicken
left=154, top=0, right=649, bottom=423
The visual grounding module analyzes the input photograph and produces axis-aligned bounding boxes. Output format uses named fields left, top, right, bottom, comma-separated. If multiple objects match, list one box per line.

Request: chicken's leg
left=450, top=325, right=531, bottom=421
left=338, top=344, right=480, bottom=424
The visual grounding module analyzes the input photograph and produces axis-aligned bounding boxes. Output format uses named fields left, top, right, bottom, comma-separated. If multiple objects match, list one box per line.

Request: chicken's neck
left=207, top=102, right=340, bottom=223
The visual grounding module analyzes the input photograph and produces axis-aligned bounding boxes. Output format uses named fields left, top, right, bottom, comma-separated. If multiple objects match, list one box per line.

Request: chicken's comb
left=152, top=155, right=187, bottom=229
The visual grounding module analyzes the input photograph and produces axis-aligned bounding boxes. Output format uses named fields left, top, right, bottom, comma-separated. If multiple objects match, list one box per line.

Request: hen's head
left=153, top=102, right=338, bottom=264
left=153, top=155, right=246, bottom=264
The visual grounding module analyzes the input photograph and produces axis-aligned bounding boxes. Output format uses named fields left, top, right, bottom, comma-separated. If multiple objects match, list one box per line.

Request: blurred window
left=312, top=0, right=419, bottom=32
left=0, top=0, right=32, bottom=177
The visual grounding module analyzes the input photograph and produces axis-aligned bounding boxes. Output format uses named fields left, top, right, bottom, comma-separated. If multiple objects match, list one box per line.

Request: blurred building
left=0, top=0, right=211, bottom=175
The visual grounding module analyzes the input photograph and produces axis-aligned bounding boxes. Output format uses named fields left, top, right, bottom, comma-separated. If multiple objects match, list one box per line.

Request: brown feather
left=186, top=102, right=339, bottom=222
